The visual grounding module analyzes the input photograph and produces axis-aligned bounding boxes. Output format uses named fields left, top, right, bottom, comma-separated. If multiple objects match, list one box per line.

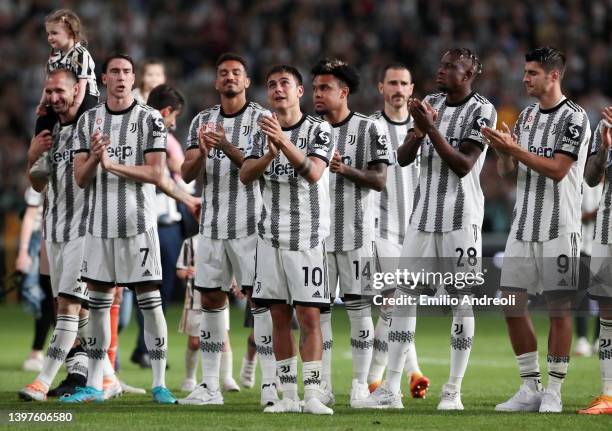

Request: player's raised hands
left=27, top=130, right=53, bottom=164
left=203, top=123, right=231, bottom=152
left=481, top=122, right=518, bottom=153
left=409, top=98, right=436, bottom=136
left=197, top=125, right=210, bottom=157
left=329, top=150, right=345, bottom=174
left=259, top=113, right=285, bottom=149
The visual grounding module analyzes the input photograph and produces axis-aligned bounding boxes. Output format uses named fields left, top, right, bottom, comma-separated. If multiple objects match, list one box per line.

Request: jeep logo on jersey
left=265, top=160, right=298, bottom=178
left=562, top=123, right=582, bottom=146
left=107, top=145, right=133, bottom=159
left=529, top=145, right=553, bottom=158
left=376, top=135, right=388, bottom=156
left=51, top=148, right=77, bottom=164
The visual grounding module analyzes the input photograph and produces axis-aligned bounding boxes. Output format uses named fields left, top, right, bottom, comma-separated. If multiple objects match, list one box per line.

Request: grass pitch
left=0, top=303, right=609, bottom=430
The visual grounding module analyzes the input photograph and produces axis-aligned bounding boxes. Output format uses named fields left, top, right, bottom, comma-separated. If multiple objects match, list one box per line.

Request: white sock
left=320, top=308, right=333, bottom=389
left=517, top=351, right=543, bottom=392
left=448, top=304, right=474, bottom=390
left=221, top=349, right=233, bottom=381
left=137, top=291, right=168, bottom=388
left=547, top=354, right=569, bottom=395
left=303, top=360, right=322, bottom=401
left=386, top=295, right=417, bottom=394
left=253, top=307, right=276, bottom=385
left=346, top=299, right=373, bottom=384
left=37, top=314, right=79, bottom=388
left=200, top=305, right=226, bottom=392
left=86, top=291, right=113, bottom=390
left=368, top=307, right=390, bottom=384
left=277, top=357, right=298, bottom=401
left=599, top=319, right=612, bottom=395
left=404, top=316, right=422, bottom=377
left=65, top=345, right=88, bottom=378
left=185, top=348, right=198, bottom=381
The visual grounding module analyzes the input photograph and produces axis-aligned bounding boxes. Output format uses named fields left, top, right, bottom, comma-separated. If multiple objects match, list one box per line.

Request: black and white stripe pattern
left=591, top=120, right=612, bottom=245
left=75, top=101, right=167, bottom=239
left=370, top=111, right=418, bottom=245
left=43, top=122, right=90, bottom=243
left=328, top=112, right=391, bottom=252
left=186, top=102, right=266, bottom=240
left=511, top=98, right=590, bottom=242
left=246, top=115, right=334, bottom=251
left=47, top=42, right=99, bottom=97
left=410, top=92, right=497, bottom=233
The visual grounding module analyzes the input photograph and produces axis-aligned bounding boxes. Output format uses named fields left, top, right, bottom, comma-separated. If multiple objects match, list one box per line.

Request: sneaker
left=437, top=383, right=463, bottom=410
left=181, top=378, right=197, bottom=392
left=303, top=397, right=333, bottom=415
left=48, top=373, right=87, bottom=397
left=152, top=386, right=178, bottom=404
left=223, top=377, right=240, bottom=392
left=260, top=382, right=279, bottom=406
left=59, top=386, right=104, bottom=403
left=103, top=376, right=123, bottom=400
left=29, top=152, right=50, bottom=180
left=368, top=380, right=382, bottom=393
left=178, top=383, right=223, bottom=405
left=352, top=384, right=403, bottom=409
left=574, top=337, right=593, bottom=357
left=22, top=357, right=43, bottom=372
left=409, top=373, right=430, bottom=398
left=120, top=380, right=146, bottom=395
left=18, top=380, right=48, bottom=402
left=495, top=384, right=543, bottom=412
left=239, top=357, right=256, bottom=389
left=350, top=379, right=370, bottom=408
left=263, top=397, right=302, bottom=413
left=318, top=381, right=335, bottom=407
left=539, top=389, right=562, bottom=413
left=577, top=394, right=612, bottom=415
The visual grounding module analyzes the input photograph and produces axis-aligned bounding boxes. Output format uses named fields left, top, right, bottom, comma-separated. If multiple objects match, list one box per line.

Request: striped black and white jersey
left=43, top=121, right=90, bottom=242
left=186, top=102, right=266, bottom=240
left=370, top=111, right=419, bottom=245
left=589, top=120, right=612, bottom=245
left=75, top=100, right=167, bottom=239
left=510, top=97, right=590, bottom=242
left=410, top=92, right=497, bottom=233
left=245, top=115, right=334, bottom=251
left=328, top=112, right=391, bottom=252
left=47, top=43, right=99, bottom=97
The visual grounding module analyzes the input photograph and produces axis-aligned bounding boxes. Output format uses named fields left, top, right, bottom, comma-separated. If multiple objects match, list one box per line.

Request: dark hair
left=525, top=47, right=566, bottom=77
left=265, top=65, right=303, bottom=85
left=311, top=58, right=360, bottom=94
left=216, top=53, right=248, bottom=74
left=379, top=63, right=412, bottom=83
left=147, top=84, right=185, bottom=112
left=444, top=48, right=483, bottom=75
left=47, top=67, right=78, bottom=84
left=102, top=53, right=136, bottom=74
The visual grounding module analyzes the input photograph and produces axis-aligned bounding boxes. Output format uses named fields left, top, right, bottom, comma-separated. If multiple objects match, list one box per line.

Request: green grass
left=0, top=303, right=609, bottom=430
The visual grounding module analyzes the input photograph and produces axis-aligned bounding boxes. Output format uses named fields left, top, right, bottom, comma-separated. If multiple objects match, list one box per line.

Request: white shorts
left=374, top=237, right=402, bottom=293
left=500, top=232, right=580, bottom=296
left=252, top=239, right=330, bottom=307
left=588, top=242, right=612, bottom=299
left=46, top=237, right=88, bottom=302
left=81, top=226, right=162, bottom=287
left=328, top=241, right=377, bottom=298
left=398, top=224, right=482, bottom=296
left=194, top=234, right=256, bottom=291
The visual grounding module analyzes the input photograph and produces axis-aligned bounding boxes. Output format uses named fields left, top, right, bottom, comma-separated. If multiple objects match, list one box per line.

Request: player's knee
left=202, top=290, right=227, bottom=309
left=345, top=297, right=372, bottom=319
left=188, top=336, right=200, bottom=351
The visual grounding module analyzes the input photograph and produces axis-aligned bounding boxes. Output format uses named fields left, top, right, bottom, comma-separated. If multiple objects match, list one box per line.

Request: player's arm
left=181, top=147, right=206, bottom=183
left=157, top=175, right=201, bottom=216
left=259, top=115, right=328, bottom=183
left=397, top=131, right=423, bottom=167
left=26, top=130, right=53, bottom=192
left=585, top=128, right=611, bottom=187
left=100, top=147, right=166, bottom=185
left=240, top=135, right=277, bottom=184
left=331, top=156, right=388, bottom=191
left=15, top=204, right=39, bottom=273
left=74, top=129, right=108, bottom=188
left=204, top=127, right=245, bottom=168
left=482, top=122, right=518, bottom=178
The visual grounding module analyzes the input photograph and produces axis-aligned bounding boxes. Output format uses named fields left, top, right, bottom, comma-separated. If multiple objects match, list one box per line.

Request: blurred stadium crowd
left=1, top=0, right=611, bottom=251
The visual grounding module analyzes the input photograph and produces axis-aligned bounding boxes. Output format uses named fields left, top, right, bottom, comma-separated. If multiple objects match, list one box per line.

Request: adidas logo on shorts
left=142, top=269, right=152, bottom=277
left=558, top=278, right=568, bottom=287
left=312, top=291, right=321, bottom=298
left=74, top=286, right=82, bottom=294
